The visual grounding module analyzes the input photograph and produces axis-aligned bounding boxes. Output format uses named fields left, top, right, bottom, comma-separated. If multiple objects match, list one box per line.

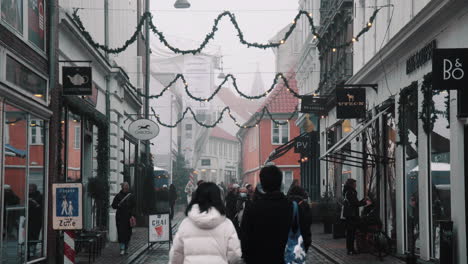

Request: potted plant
left=318, top=191, right=336, bottom=234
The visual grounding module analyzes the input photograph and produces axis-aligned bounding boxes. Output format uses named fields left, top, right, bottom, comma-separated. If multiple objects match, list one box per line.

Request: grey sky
left=151, top=0, right=298, bottom=94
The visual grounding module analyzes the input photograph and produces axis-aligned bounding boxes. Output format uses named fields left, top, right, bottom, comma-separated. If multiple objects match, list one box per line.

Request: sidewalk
left=311, top=224, right=405, bottom=264
left=87, top=212, right=184, bottom=264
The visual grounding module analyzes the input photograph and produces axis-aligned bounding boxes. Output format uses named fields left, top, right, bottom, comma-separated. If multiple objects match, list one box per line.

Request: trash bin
left=439, top=220, right=453, bottom=264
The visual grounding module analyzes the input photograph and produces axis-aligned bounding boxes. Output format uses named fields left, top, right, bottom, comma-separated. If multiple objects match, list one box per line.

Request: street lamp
left=174, top=0, right=191, bottom=8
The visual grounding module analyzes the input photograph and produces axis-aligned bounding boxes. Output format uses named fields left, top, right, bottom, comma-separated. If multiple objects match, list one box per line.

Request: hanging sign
left=432, top=48, right=468, bottom=90
left=294, top=134, right=310, bottom=155
left=300, top=96, right=327, bottom=114
left=128, top=119, right=160, bottom=140
left=62, top=67, right=92, bottom=95
left=52, top=183, right=83, bottom=230
left=336, top=88, right=366, bottom=119
left=149, top=214, right=171, bottom=243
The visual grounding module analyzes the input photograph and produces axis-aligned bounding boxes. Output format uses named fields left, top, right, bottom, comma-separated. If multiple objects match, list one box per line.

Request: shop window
left=29, top=119, right=44, bottom=144
left=1, top=0, right=46, bottom=50
left=67, top=111, right=81, bottom=182
left=430, top=92, right=451, bottom=259
left=384, top=111, right=397, bottom=242
left=272, top=121, right=289, bottom=144
left=5, top=55, right=47, bottom=100
left=73, top=126, right=81, bottom=149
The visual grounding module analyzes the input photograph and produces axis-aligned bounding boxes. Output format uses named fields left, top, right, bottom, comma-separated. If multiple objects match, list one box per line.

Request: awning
left=5, top=144, right=27, bottom=158
left=320, top=107, right=392, bottom=167
left=266, top=133, right=306, bottom=164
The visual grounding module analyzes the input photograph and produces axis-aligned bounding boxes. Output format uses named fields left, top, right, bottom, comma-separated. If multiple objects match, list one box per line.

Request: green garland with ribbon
left=151, top=105, right=297, bottom=129
left=71, top=8, right=382, bottom=55
left=397, top=81, right=418, bottom=145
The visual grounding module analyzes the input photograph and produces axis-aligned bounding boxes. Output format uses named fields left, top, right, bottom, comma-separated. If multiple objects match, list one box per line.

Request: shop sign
left=294, top=134, right=310, bottom=155
left=128, top=119, right=160, bottom=140
left=300, top=96, right=327, bottom=114
left=62, top=67, right=92, bottom=95
left=52, top=183, right=83, bottom=230
left=433, top=48, right=468, bottom=90
left=406, top=40, right=437, bottom=75
left=336, top=88, right=366, bottom=119
left=149, top=214, right=170, bottom=243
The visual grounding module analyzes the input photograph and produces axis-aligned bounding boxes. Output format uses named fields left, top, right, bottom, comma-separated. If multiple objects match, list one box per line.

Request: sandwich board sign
left=149, top=214, right=170, bottom=243
left=52, top=183, right=83, bottom=230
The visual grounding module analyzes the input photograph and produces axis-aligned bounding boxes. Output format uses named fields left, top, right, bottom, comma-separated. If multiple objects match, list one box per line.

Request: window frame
left=0, top=0, right=47, bottom=54
left=29, top=119, right=44, bottom=145
left=271, top=120, right=290, bottom=145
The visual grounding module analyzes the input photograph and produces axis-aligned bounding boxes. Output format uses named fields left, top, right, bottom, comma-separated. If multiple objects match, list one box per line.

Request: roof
left=210, top=126, right=238, bottom=142
left=217, top=88, right=258, bottom=120
left=256, top=70, right=298, bottom=114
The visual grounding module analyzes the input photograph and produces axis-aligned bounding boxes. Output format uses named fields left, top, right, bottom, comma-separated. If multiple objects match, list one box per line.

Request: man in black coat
left=241, top=165, right=295, bottom=264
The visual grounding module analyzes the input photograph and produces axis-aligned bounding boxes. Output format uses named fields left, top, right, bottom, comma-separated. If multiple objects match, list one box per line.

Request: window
left=1, top=0, right=46, bottom=50
left=185, top=124, right=192, bottom=131
left=224, top=143, right=228, bottom=157
left=30, top=119, right=44, bottom=144
left=6, top=55, right=47, bottom=100
left=272, top=121, right=289, bottom=144
left=74, top=126, right=81, bottom=149
left=283, top=171, right=293, bottom=193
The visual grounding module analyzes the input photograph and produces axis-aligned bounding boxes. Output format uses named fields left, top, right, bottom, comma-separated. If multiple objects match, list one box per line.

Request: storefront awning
left=320, top=107, right=391, bottom=167
left=5, top=144, right=27, bottom=158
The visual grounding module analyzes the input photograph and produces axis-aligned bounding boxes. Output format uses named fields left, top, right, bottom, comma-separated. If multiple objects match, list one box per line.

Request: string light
left=367, top=22, right=372, bottom=27
left=352, top=37, right=357, bottom=42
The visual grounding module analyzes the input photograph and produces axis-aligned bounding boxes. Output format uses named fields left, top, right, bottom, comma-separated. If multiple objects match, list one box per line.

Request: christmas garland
left=397, top=81, right=418, bottom=145
left=445, top=91, right=450, bottom=128
left=419, top=72, right=439, bottom=134
left=127, top=72, right=301, bottom=100
left=72, top=8, right=382, bottom=55
left=151, top=105, right=298, bottom=129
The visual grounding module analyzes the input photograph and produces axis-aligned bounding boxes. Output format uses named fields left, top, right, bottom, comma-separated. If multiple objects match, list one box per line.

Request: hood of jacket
left=188, top=204, right=226, bottom=230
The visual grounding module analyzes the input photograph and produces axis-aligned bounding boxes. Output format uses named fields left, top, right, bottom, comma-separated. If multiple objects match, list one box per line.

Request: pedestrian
left=252, top=183, right=265, bottom=201
left=342, top=178, right=371, bottom=255
left=286, top=179, right=300, bottom=196
left=169, top=184, right=178, bottom=221
left=111, top=182, right=136, bottom=255
left=169, top=182, right=242, bottom=264
left=236, top=187, right=251, bottom=227
left=245, top=184, right=254, bottom=200
left=225, top=184, right=240, bottom=228
left=286, top=185, right=312, bottom=253
left=185, top=181, right=194, bottom=204
left=28, top=184, right=42, bottom=258
left=240, top=165, right=295, bottom=263
left=156, top=185, right=170, bottom=214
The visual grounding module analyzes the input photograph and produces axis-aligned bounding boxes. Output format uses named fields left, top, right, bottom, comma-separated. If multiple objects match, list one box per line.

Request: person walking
left=286, top=185, right=312, bottom=253
left=240, top=165, right=295, bottom=264
left=342, top=178, right=371, bottom=255
left=111, top=182, right=136, bottom=255
left=156, top=185, right=170, bottom=214
left=169, top=184, right=178, bottom=220
left=169, top=182, right=242, bottom=264
left=225, top=184, right=240, bottom=228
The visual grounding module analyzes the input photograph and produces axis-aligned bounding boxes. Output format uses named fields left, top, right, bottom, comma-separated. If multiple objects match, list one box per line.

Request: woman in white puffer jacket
left=169, top=182, right=243, bottom=264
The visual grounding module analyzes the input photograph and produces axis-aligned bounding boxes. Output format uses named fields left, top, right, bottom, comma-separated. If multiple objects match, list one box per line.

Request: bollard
left=64, top=231, right=76, bottom=264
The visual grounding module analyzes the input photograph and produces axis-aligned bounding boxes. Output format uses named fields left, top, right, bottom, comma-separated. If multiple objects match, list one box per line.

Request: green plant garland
left=397, top=81, right=418, bottom=145
left=127, top=72, right=301, bottom=101
left=445, top=91, right=450, bottom=128
left=419, top=72, right=439, bottom=134
left=71, top=8, right=382, bottom=55
left=151, top=105, right=297, bottom=129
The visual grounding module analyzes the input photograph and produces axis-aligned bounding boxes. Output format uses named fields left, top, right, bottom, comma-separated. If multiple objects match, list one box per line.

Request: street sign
left=62, top=67, right=92, bottom=95
left=336, top=88, right=366, bottom=119
left=300, top=96, right=327, bottom=114
left=149, top=214, right=170, bottom=243
left=433, top=48, right=468, bottom=90
left=52, top=183, right=83, bottom=230
left=128, top=119, right=160, bottom=140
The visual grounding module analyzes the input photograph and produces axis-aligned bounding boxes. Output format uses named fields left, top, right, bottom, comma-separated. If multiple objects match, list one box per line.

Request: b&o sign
left=336, top=88, right=366, bottom=119
left=128, top=119, right=160, bottom=140
left=432, top=48, right=468, bottom=90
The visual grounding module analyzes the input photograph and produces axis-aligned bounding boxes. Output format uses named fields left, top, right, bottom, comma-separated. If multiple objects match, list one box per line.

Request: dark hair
left=345, top=178, right=357, bottom=188
left=287, top=185, right=308, bottom=200
left=186, top=182, right=226, bottom=216
left=260, top=165, right=283, bottom=192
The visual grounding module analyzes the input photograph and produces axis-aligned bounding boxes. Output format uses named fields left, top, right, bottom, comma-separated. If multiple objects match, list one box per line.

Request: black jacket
left=342, top=185, right=367, bottom=219
left=240, top=191, right=293, bottom=264
left=287, top=194, right=312, bottom=252
left=111, top=191, right=136, bottom=243
left=225, top=191, right=238, bottom=221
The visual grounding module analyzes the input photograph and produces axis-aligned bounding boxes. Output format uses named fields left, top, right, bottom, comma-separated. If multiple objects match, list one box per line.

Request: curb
left=311, top=243, right=344, bottom=264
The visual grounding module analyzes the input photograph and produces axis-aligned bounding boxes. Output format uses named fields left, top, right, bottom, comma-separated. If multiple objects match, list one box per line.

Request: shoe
left=120, top=250, right=125, bottom=256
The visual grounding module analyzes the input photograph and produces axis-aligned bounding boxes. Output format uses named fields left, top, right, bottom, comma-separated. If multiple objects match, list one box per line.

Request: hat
left=232, top=184, right=240, bottom=188
left=163, top=184, right=168, bottom=188
left=4, top=184, right=11, bottom=190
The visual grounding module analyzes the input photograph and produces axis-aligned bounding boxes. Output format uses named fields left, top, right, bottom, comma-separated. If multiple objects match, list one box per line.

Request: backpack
left=284, top=201, right=306, bottom=264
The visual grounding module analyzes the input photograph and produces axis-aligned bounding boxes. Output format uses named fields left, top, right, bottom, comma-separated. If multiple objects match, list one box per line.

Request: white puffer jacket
left=169, top=205, right=242, bottom=264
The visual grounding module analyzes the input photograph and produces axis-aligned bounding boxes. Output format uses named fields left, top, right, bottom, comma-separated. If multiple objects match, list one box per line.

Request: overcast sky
left=150, top=0, right=298, bottom=94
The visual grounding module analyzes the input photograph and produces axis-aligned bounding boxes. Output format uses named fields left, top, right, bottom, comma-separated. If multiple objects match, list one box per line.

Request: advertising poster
left=28, top=0, right=45, bottom=50
left=149, top=214, right=170, bottom=243
left=52, top=183, right=83, bottom=230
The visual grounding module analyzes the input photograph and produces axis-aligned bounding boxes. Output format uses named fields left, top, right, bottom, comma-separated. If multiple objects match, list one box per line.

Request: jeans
left=120, top=243, right=128, bottom=251
left=345, top=217, right=359, bottom=252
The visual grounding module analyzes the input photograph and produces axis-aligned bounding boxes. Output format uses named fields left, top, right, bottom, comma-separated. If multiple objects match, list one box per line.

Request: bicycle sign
left=52, top=183, right=83, bottom=230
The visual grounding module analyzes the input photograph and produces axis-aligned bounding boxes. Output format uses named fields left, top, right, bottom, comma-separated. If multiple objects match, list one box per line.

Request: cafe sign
left=62, top=66, right=92, bottom=95
left=432, top=48, right=468, bottom=90
left=128, top=119, right=160, bottom=140
left=336, top=88, right=366, bottom=119
left=300, top=96, right=327, bottom=115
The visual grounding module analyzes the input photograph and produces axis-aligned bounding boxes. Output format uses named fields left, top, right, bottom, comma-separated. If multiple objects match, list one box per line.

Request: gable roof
left=210, top=126, right=238, bottom=142
left=256, top=70, right=298, bottom=114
